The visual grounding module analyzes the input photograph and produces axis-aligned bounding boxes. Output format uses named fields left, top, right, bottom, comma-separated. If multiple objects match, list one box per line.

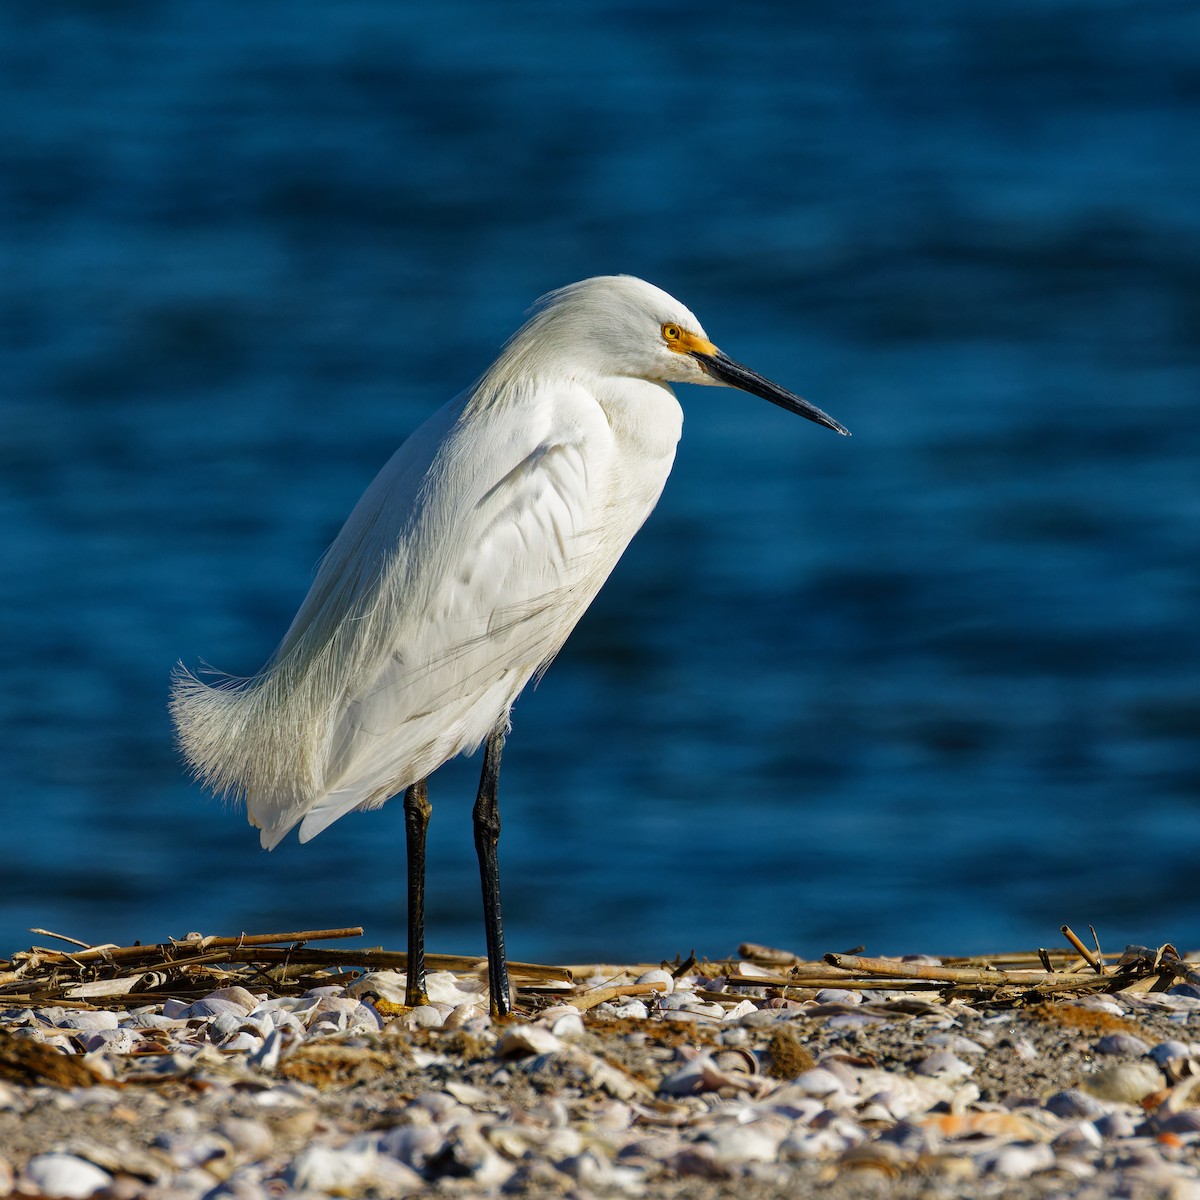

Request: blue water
left=2, top=1, right=1198, bottom=966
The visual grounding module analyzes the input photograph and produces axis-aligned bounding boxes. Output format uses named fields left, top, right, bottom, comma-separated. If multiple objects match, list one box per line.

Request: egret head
left=510, top=275, right=849, bottom=436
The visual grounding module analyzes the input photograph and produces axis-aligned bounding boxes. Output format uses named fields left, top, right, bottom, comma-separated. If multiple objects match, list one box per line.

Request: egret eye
left=662, top=323, right=681, bottom=343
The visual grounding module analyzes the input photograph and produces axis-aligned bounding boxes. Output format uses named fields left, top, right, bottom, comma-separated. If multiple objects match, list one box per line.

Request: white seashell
left=497, top=1025, right=563, bottom=1058
left=288, top=1143, right=385, bottom=1194
left=127, top=1011, right=185, bottom=1030
left=443, top=1001, right=489, bottom=1030
left=1081, top=1060, right=1165, bottom=1104
left=739, top=1008, right=789, bottom=1028
left=857, top=1102, right=894, bottom=1123
left=540, top=1007, right=585, bottom=1038
left=1045, top=1089, right=1112, bottom=1119
left=307, top=996, right=361, bottom=1021
left=1010, top=1036, right=1039, bottom=1062
left=913, top=1050, right=973, bottom=1079
left=1092, top=1110, right=1137, bottom=1139
left=558, top=1149, right=643, bottom=1193
left=1052, top=1120, right=1103, bottom=1152
left=860, top=1078, right=950, bottom=1121
left=410, top=1047, right=449, bottom=1069
left=815, top=1058, right=860, bottom=1090
left=20, top=1152, right=113, bottom=1198
left=236, top=1013, right=275, bottom=1041
left=826, top=1012, right=885, bottom=1031
left=541, top=1127, right=584, bottom=1161
left=712, top=1048, right=760, bottom=1076
left=682, top=1000, right=726, bottom=1018
left=791, top=1067, right=846, bottom=1099
left=429, top=1122, right=514, bottom=1189
left=1069, top=995, right=1126, bottom=1017
left=735, top=961, right=777, bottom=978
left=429, top=971, right=487, bottom=1004
left=346, top=970, right=408, bottom=1004
left=721, top=999, right=757, bottom=1022
left=978, top=1142, right=1056, bottom=1180
left=78, top=1027, right=140, bottom=1054
left=346, top=1002, right=384, bottom=1032
left=187, top=996, right=251, bottom=1020
left=924, top=1033, right=986, bottom=1055
left=607, top=999, right=649, bottom=1020
left=779, top=1125, right=860, bottom=1160
left=208, top=1012, right=244, bottom=1042
left=445, top=1079, right=492, bottom=1106
left=876, top=1118, right=937, bottom=1155
left=814, top=988, right=862, bottom=1005
left=248, top=1027, right=283, bottom=1073
left=249, top=1082, right=318, bottom=1110
left=529, top=1097, right=571, bottom=1129
left=560, top=1045, right=650, bottom=1101
left=343, top=964, right=482, bottom=1012
left=308, top=1014, right=348, bottom=1037
left=762, top=1087, right=825, bottom=1123
left=56, top=1011, right=120, bottom=1032
left=215, top=1117, right=275, bottom=1161
left=378, top=1123, right=444, bottom=1169
left=702, top=1123, right=785, bottom=1164
left=247, top=995, right=315, bottom=1015
left=659, top=991, right=697, bottom=1010
left=658, top=1048, right=764, bottom=1097
left=485, top=1122, right=532, bottom=1159
left=220, top=1032, right=265, bottom=1054
left=153, top=1131, right=235, bottom=1171
left=405, top=1005, right=445, bottom=1029
left=636, top=968, right=675, bottom=994
left=949, top=1081, right=981, bottom=1115
left=210, top=985, right=263, bottom=1008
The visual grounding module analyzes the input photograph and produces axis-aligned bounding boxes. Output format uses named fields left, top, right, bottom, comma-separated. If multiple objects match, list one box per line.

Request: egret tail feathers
left=169, top=662, right=326, bottom=845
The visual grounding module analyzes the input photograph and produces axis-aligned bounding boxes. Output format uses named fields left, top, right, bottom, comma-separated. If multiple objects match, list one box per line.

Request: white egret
left=171, top=275, right=849, bottom=1016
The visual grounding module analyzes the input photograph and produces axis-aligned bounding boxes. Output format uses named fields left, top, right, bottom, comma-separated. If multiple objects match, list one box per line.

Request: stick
left=27, top=929, right=98, bottom=949
left=20, top=928, right=366, bottom=967
left=821, top=954, right=1055, bottom=986
left=566, top=981, right=668, bottom=1012
left=1061, top=925, right=1104, bottom=974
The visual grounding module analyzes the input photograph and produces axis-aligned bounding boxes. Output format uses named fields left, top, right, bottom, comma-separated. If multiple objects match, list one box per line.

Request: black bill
left=692, top=349, right=850, bottom=436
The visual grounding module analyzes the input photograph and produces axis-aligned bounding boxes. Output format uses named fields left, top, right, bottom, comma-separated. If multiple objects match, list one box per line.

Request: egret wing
left=280, top=383, right=619, bottom=841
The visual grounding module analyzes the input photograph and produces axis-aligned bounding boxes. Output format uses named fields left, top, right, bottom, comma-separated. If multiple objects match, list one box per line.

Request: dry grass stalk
left=0, top=927, right=571, bottom=1009
left=1, top=923, right=1190, bottom=1011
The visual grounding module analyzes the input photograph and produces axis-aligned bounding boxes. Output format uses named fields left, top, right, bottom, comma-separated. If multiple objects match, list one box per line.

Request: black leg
left=473, top=718, right=512, bottom=1017
left=403, top=779, right=431, bottom=1007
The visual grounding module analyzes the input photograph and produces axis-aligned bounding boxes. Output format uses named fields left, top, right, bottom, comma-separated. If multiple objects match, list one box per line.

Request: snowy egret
left=171, top=275, right=848, bottom=1016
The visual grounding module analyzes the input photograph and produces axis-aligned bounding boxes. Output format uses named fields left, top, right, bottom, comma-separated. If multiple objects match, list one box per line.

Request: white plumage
left=171, top=274, right=847, bottom=1013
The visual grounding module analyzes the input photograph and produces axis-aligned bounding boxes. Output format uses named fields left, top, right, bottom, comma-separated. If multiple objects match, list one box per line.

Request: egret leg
left=473, top=719, right=513, bottom=1017
left=403, top=779, right=431, bottom=1007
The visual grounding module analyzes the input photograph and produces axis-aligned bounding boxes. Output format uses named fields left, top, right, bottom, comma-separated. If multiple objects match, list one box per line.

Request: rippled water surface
left=2, top=1, right=1198, bottom=962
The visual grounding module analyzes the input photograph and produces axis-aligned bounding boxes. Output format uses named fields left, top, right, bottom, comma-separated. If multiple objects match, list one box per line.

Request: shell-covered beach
left=3, top=930, right=1199, bottom=1198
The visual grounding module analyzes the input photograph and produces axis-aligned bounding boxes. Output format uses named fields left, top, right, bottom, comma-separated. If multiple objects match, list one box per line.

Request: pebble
left=1150, top=1039, right=1195, bottom=1065
left=1094, top=1032, right=1152, bottom=1056
left=0, top=958, right=1197, bottom=1199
